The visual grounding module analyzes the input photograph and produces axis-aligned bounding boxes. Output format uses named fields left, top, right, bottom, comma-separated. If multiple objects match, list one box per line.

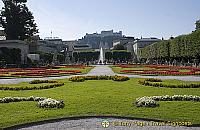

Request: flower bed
left=0, top=66, right=83, bottom=78
left=69, top=75, right=130, bottom=82
left=116, top=64, right=200, bottom=76
left=135, top=95, right=200, bottom=107
left=53, top=65, right=87, bottom=69
left=0, top=80, right=64, bottom=91
left=11, top=70, right=81, bottom=77
left=29, top=80, right=58, bottom=84
left=0, top=96, right=64, bottom=108
left=138, top=78, right=200, bottom=88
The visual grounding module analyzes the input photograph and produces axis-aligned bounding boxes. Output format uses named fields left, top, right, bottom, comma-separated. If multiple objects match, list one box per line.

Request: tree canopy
left=196, top=20, right=200, bottom=30
left=113, top=44, right=126, bottom=50
left=0, top=0, right=38, bottom=40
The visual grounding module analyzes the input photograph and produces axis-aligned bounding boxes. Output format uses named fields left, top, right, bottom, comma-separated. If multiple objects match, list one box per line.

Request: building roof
left=136, top=38, right=161, bottom=42
left=74, top=44, right=90, bottom=48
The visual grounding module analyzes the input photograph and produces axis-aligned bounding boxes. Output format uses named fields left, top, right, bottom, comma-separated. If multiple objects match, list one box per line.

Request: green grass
left=0, top=82, right=55, bottom=89
left=161, top=79, right=200, bottom=85
left=0, top=78, right=200, bottom=128
left=179, top=69, right=191, bottom=72
left=57, top=66, right=93, bottom=74
left=110, top=66, right=150, bottom=74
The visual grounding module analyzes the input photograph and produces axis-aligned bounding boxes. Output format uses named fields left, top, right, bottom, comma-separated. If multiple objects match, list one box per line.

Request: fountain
left=98, top=47, right=104, bottom=65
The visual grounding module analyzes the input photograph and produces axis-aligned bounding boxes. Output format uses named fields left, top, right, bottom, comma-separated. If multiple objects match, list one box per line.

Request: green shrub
left=0, top=96, right=65, bottom=109
left=0, top=82, right=64, bottom=91
left=111, top=75, right=130, bottom=81
left=135, top=95, right=200, bottom=107
left=69, top=75, right=130, bottom=82
left=138, top=78, right=200, bottom=88
left=29, top=80, right=58, bottom=84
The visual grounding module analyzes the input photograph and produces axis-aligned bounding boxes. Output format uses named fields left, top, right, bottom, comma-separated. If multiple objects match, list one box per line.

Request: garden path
left=19, top=117, right=199, bottom=130
left=86, top=65, right=116, bottom=76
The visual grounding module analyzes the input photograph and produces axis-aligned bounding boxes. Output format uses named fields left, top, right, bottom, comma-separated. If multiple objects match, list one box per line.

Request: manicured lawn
left=0, top=78, right=200, bottom=128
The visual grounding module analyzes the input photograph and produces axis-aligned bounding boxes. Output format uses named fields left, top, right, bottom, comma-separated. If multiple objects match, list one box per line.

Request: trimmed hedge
left=0, top=80, right=64, bottom=91
left=69, top=75, right=130, bottom=82
left=29, top=80, right=58, bottom=84
left=138, top=78, right=200, bottom=88
left=135, top=95, right=200, bottom=107
left=140, top=30, right=200, bottom=63
left=0, top=96, right=65, bottom=109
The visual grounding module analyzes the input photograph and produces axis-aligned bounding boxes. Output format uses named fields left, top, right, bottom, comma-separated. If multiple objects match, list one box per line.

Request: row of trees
left=72, top=51, right=132, bottom=63
left=140, top=30, right=200, bottom=64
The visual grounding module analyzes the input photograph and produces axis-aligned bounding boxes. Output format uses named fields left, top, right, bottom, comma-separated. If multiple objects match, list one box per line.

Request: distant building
left=73, top=44, right=92, bottom=52
left=78, top=30, right=123, bottom=49
left=112, top=36, right=135, bottom=49
left=0, top=40, right=29, bottom=64
left=38, top=38, right=67, bottom=53
left=133, top=37, right=161, bottom=60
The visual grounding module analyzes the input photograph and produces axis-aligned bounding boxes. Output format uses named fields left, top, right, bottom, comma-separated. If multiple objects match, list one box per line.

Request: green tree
left=196, top=20, right=200, bottom=30
left=0, top=0, right=38, bottom=40
left=113, top=44, right=126, bottom=50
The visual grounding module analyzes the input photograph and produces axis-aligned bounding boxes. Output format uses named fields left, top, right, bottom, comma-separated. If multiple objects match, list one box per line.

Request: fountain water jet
left=98, top=47, right=104, bottom=64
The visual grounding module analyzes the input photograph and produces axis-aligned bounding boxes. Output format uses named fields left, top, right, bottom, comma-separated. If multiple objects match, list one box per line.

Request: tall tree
left=196, top=20, right=200, bottom=30
left=113, top=44, right=126, bottom=50
left=0, top=0, right=38, bottom=40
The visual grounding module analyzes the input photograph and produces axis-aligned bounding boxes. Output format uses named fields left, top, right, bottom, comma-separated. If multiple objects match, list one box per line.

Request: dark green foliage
left=0, top=0, right=38, bottom=40
left=39, top=53, right=54, bottom=64
left=57, top=53, right=65, bottom=63
left=73, top=51, right=99, bottom=62
left=112, top=50, right=132, bottom=61
left=72, top=51, right=131, bottom=62
left=113, top=44, right=126, bottom=50
left=140, top=30, right=200, bottom=63
left=29, top=80, right=58, bottom=84
left=196, top=20, right=200, bottom=30
left=0, top=80, right=64, bottom=91
left=145, top=78, right=162, bottom=82
left=0, top=47, right=21, bottom=64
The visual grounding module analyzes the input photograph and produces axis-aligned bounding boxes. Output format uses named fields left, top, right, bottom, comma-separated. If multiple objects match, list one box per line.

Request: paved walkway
left=86, top=65, right=116, bottom=76
left=0, top=65, right=200, bottom=84
left=19, top=118, right=199, bottom=130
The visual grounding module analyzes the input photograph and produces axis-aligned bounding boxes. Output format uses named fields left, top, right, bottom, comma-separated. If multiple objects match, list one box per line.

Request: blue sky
left=0, top=0, right=200, bottom=40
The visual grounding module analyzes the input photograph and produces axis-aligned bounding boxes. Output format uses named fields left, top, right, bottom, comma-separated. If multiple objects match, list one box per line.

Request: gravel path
left=19, top=118, right=199, bottom=130
left=0, top=65, right=200, bottom=84
left=86, top=65, right=116, bottom=76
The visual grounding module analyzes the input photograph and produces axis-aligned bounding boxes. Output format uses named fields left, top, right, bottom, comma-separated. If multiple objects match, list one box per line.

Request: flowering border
left=135, top=95, right=200, bottom=107
left=117, top=64, right=200, bottom=76
left=138, top=78, right=200, bottom=88
left=0, top=80, right=65, bottom=91
left=69, top=75, right=130, bottom=82
left=0, top=96, right=65, bottom=108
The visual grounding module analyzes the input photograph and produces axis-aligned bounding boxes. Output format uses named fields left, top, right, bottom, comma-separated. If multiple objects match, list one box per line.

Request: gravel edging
left=3, top=116, right=200, bottom=130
